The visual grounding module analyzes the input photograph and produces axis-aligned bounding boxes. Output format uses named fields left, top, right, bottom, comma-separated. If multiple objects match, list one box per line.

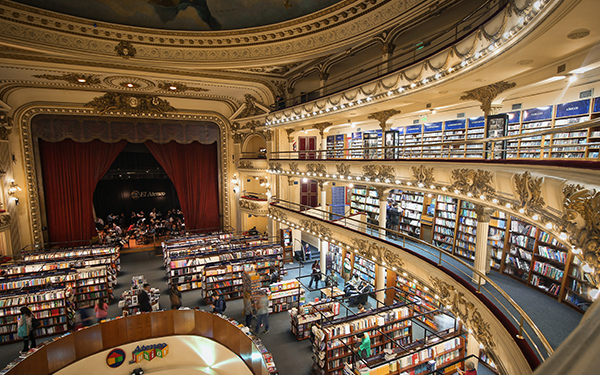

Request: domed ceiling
left=12, top=0, right=347, bottom=31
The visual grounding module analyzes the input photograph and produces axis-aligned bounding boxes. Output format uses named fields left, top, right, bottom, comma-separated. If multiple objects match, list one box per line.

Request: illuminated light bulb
left=302, top=178, right=308, bottom=183
left=448, top=67, right=454, bottom=72
left=307, top=113, right=311, bottom=117
left=559, top=232, right=568, bottom=240
left=532, top=214, right=539, bottom=220
left=410, top=83, right=417, bottom=88
left=589, top=289, right=600, bottom=300
left=392, top=267, right=397, bottom=271
left=572, top=248, right=581, bottom=254
left=367, top=97, right=372, bottom=101
left=395, top=180, right=401, bottom=184
left=374, top=178, right=380, bottom=183
left=423, top=287, right=429, bottom=291
left=492, top=198, right=498, bottom=204
left=435, top=73, right=441, bottom=79
left=347, top=176, right=352, bottom=180
left=355, top=177, right=361, bottom=181
left=519, top=208, right=525, bottom=214
left=545, top=222, right=553, bottom=229
left=406, top=182, right=412, bottom=186
left=431, top=110, right=437, bottom=114
left=332, top=174, right=337, bottom=178
left=461, top=61, right=467, bottom=67
left=349, top=183, right=354, bottom=188
left=354, top=249, right=358, bottom=253
left=333, top=106, right=338, bottom=110
left=442, top=187, right=447, bottom=191
left=77, top=78, right=87, bottom=83
left=418, top=183, right=424, bottom=188
left=349, top=102, right=354, bottom=106
left=480, top=195, right=485, bottom=200
left=340, top=175, right=345, bottom=179
left=398, top=87, right=404, bottom=92
left=467, top=192, right=473, bottom=197
left=435, top=294, right=439, bottom=299
left=402, top=272, right=407, bottom=277
left=319, top=110, right=323, bottom=114
left=506, top=203, right=511, bottom=209
left=341, top=104, right=345, bottom=109
left=422, top=78, right=429, bottom=84
left=388, top=91, right=393, bottom=96
left=582, top=263, right=594, bottom=273
left=503, top=32, right=510, bottom=40
left=454, top=189, right=460, bottom=194
left=533, top=1, right=541, bottom=10
left=357, top=100, right=362, bottom=104
left=385, top=179, right=390, bottom=183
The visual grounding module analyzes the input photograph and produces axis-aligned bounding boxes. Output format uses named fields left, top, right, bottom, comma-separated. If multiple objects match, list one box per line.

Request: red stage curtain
left=145, top=141, right=220, bottom=231
left=39, top=139, right=127, bottom=243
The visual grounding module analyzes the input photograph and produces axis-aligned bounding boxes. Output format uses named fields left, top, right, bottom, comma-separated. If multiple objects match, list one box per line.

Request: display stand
left=118, top=275, right=160, bottom=314
left=290, top=300, right=339, bottom=340
left=269, top=279, right=304, bottom=313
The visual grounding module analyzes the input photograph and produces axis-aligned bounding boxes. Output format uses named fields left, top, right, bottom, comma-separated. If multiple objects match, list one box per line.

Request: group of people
left=95, top=208, right=186, bottom=245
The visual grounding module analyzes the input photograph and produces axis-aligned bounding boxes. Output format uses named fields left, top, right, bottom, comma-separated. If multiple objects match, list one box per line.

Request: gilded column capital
left=367, top=109, right=400, bottom=131
left=460, top=81, right=516, bottom=117
left=312, top=122, right=332, bottom=138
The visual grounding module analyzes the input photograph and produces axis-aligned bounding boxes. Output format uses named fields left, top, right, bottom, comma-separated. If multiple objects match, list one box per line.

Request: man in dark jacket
left=387, top=202, right=400, bottom=238
left=138, top=283, right=152, bottom=312
left=212, top=295, right=226, bottom=314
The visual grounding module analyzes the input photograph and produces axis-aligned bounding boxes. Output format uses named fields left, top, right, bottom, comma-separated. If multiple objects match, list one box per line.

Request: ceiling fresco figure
left=149, top=0, right=221, bottom=30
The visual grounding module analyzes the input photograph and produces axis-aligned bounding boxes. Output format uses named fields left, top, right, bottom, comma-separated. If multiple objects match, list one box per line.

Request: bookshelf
left=326, top=135, right=336, bottom=159
left=454, top=201, right=477, bottom=261
left=75, top=266, right=109, bottom=309
left=488, top=210, right=508, bottom=271
left=280, top=228, right=293, bottom=262
left=290, top=300, right=339, bottom=340
left=564, top=256, right=595, bottom=312
left=329, top=244, right=343, bottom=275
left=443, top=119, right=466, bottom=158
left=350, top=186, right=380, bottom=226
left=391, top=190, right=424, bottom=238
left=312, top=304, right=413, bottom=374
left=503, top=217, right=537, bottom=283
left=422, top=122, right=443, bottom=158
left=405, top=125, right=423, bottom=158
left=392, top=273, right=438, bottom=330
left=269, top=279, right=304, bottom=313
left=352, top=255, right=376, bottom=288
left=350, top=132, right=363, bottom=159
left=384, top=130, right=402, bottom=159
left=363, top=131, right=382, bottom=159
left=587, top=125, right=600, bottom=159
left=466, top=116, right=485, bottom=158
left=529, top=231, right=567, bottom=298
left=0, top=287, right=69, bottom=344
left=480, top=348, right=499, bottom=374
left=432, top=195, right=459, bottom=253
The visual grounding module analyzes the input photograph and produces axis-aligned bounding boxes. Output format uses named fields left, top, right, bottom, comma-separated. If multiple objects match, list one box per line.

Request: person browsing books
left=356, top=332, right=371, bottom=358
left=458, top=361, right=477, bottom=375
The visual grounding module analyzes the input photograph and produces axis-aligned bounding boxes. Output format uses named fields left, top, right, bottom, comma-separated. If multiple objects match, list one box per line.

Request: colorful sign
left=106, top=348, right=126, bottom=368
left=130, top=343, right=169, bottom=364
left=555, top=99, right=590, bottom=118
left=522, top=106, right=553, bottom=122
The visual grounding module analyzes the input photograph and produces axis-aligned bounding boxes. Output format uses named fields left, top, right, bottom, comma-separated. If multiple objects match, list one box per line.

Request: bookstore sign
left=131, top=190, right=166, bottom=200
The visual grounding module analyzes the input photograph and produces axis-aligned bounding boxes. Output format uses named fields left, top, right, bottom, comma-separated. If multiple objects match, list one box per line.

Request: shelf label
left=555, top=99, right=590, bottom=118
left=504, top=111, right=521, bottom=124
left=468, top=117, right=485, bottom=128
left=406, top=124, right=422, bottom=134
left=424, top=122, right=443, bottom=132
left=522, top=106, right=553, bottom=122
left=444, top=119, right=466, bottom=130
left=594, top=97, right=600, bottom=113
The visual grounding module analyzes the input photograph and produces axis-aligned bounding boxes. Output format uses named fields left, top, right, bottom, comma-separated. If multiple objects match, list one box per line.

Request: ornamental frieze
left=0, top=213, right=11, bottom=230
left=336, top=163, right=351, bottom=177
left=268, top=206, right=287, bottom=222
left=411, top=165, right=434, bottom=186
left=0, top=111, right=12, bottom=128
left=299, top=219, right=332, bottom=239
left=450, top=169, right=496, bottom=197
left=562, top=184, right=600, bottom=282
left=306, top=163, right=327, bottom=175
left=513, top=171, right=545, bottom=214
left=238, top=161, right=254, bottom=169
left=84, top=92, right=175, bottom=115
left=289, top=162, right=300, bottom=174
left=268, top=162, right=282, bottom=172
left=33, top=73, right=101, bottom=85
left=351, top=237, right=404, bottom=270
left=157, top=81, right=208, bottom=93
left=0, top=126, right=11, bottom=141
left=238, top=199, right=262, bottom=212
left=362, top=165, right=395, bottom=180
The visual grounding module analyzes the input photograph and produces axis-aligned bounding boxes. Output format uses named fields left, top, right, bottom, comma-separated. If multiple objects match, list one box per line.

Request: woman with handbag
left=17, top=306, right=36, bottom=354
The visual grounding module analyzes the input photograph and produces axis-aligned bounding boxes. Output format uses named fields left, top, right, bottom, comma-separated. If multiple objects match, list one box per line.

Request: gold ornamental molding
left=312, top=122, right=332, bottom=137
left=268, top=162, right=282, bottom=172
left=238, top=161, right=254, bottom=169
left=268, top=206, right=288, bottom=222
left=299, top=219, right=332, bottom=239
left=0, top=212, right=11, bottom=231
left=372, top=186, right=389, bottom=201
left=84, top=92, right=176, bottom=115
left=157, top=82, right=209, bottom=93
left=336, top=163, right=351, bottom=177
left=33, top=73, right=101, bottom=85
left=0, top=111, right=12, bottom=128
left=430, top=276, right=507, bottom=375
left=306, top=163, right=327, bottom=175
left=115, top=41, right=136, bottom=58
left=562, top=184, right=600, bottom=282
left=460, top=81, right=517, bottom=116
left=352, top=237, right=404, bottom=270
left=238, top=199, right=266, bottom=214
left=259, top=129, right=273, bottom=142
left=411, top=165, right=434, bottom=186
left=289, top=162, right=300, bottom=174
left=0, top=126, right=11, bottom=141
left=16, top=106, right=230, bottom=244
left=367, top=109, right=401, bottom=131
left=285, top=129, right=295, bottom=143
left=232, top=133, right=244, bottom=144
left=362, top=164, right=395, bottom=180
left=450, top=168, right=496, bottom=197
left=473, top=205, right=493, bottom=223
left=235, top=94, right=268, bottom=119
left=514, top=171, right=545, bottom=214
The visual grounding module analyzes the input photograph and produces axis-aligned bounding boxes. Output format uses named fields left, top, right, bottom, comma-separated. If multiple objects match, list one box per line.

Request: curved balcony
left=2, top=310, right=274, bottom=375
left=239, top=192, right=270, bottom=216
left=268, top=198, right=553, bottom=374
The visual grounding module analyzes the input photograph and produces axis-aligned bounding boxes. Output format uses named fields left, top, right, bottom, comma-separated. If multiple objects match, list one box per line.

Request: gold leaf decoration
left=306, top=163, right=327, bottom=175
left=299, top=219, right=332, bottom=238
left=362, top=165, right=395, bottom=180
left=232, top=133, right=244, bottom=144
left=268, top=206, right=287, bottom=221
left=0, top=126, right=11, bottom=141
left=411, top=165, right=434, bottom=186
left=238, top=94, right=267, bottom=118
left=0, top=111, right=12, bottom=128
left=33, top=73, right=101, bottom=85
left=238, top=199, right=261, bottom=211
left=115, top=41, right=136, bottom=58
left=367, top=109, right=401, bottom=130
left=336, top=163, right=351, bottom=177
left=268, top=162, right=282, bottom=171
left=460, top=81, right=516, bottom=116
left=514, top=171, right=545, bottom=213
left=450, top=169, right=495, bottom=197
left=238, top=161, right=254, bottom=169
left=312, top=122, right=332, bottom=137
left=351, top=237, right=404, bottom=270
left=289, top=162, right=300, bottom=173
left=157, top=81, right=208, bottom=93
left=84, top=93, right=176, bottom=115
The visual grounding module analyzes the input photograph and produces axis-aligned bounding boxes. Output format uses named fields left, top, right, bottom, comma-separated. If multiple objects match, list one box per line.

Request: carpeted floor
left=0, top=239, right=582, bottom=374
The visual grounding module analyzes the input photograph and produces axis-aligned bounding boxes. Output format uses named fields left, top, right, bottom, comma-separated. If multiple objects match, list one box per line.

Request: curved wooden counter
left=4, top=310, right=271, bottom=375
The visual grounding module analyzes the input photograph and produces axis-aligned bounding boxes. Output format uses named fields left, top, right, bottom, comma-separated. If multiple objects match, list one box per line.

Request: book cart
left=290, top=300, right=339, bottom=340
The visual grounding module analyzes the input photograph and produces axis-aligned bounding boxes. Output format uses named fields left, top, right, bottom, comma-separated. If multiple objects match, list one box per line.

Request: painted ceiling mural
left=13, top=0, right=346, bottom=31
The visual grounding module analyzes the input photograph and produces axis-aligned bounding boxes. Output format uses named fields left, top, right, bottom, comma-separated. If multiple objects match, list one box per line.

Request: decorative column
left=312, top=122, right=330, bottom=160
left=374, top=186, right=390, bottom=238
left=292, top=227, right=302, bottom=259
left=466, top=332, right=480, bottom=373
left=318, top=179, right=328, bottom=215
left=285, top=128, right=295, bottom=155
left=376, top=264, right=386, bottom=308
left=381, top=42, right=396, bottom=74
left=321, top=240, right=328, bottom=279
left=367, top=109, right=400, bottom=159
left=473, top=206, right=493, bottom=285
left=319, top=70, right=329, bottom=97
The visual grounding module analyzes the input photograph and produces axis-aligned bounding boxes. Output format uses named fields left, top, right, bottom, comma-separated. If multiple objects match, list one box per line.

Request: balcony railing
left=269, top=197, right=553, bottom=365
left=270, top=117, right=600, bottom=163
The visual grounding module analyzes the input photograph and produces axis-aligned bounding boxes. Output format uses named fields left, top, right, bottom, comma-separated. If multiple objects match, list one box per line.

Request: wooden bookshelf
left=422, top=122, right=443, bottom=158
left=290, top=300, right=338, bottom=340
left=432, top=195, right=459, bottom=253
left=352, top=255, right=376, bottom=288
left=392, top=190, right=424, bottom=238
left=563, top=256, right=595, bottom=312
left=503, top=217, right=537, bottom=283
left=529, top=231, right=567, bottom=299
left=455, top=201, right=477, bottom=261
left=350, top=186, right=380, bottom=226
left=269, top=279, right=304, bottom=313
left=280, top=228, right=293, bottom=262
left=488, top=210, right=508, bottom=271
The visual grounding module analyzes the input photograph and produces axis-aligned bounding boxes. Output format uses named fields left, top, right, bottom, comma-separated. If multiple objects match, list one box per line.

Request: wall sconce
left=8, top=180, right=21, bottom=195
left=231, top=174, right=240, bottom=193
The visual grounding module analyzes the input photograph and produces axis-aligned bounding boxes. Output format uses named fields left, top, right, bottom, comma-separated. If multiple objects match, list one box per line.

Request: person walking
left=17, top=307, right=36, bottom=354
left=170, top=285, right=182, bottom=310
left=138, top=283, right=153, bottom=312
left=308, top=260, right=321, bottom=289
left=243, top=291, right=253, bottom=327
left=94, top=298, right=109, bottom=323
left=255, top=291, right=269, bottom=334
left=211, top=294, right=227, bottom=314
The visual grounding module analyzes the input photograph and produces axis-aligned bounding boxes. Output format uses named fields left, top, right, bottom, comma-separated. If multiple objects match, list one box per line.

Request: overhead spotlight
left=568, top=74, right=578, bottom=83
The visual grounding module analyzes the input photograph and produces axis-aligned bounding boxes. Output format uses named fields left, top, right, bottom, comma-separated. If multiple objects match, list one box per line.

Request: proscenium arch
left=14, top=104, right=231, bottom=245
